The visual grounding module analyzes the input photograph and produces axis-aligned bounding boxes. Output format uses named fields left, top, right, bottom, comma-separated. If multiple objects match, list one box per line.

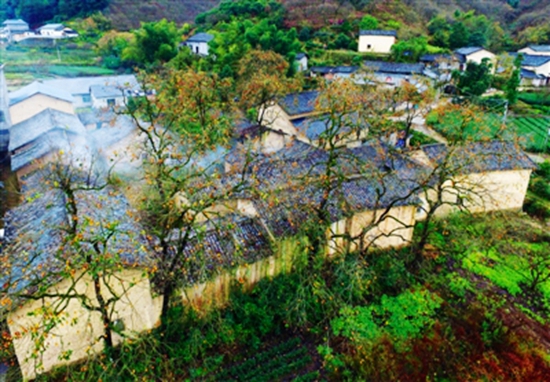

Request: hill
left=104, top=0, right=220, bottom=29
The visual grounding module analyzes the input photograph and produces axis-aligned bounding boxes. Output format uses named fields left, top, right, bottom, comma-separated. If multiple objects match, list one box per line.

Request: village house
left=2, top=176, right=157, bottom=380
left=261, top=90, right=368, bottom=148
left=454, top=47, right=496, bottom=72
left=358, top=30, right=397, bottom=54
left=519, top=45, right=550, bottom=57
left=520, top=68, right=547, bottom=87
left=40, top=75, right=140, bottom=109
left=8, top=108, right=90, bottom=179
left=295, top=52, right=308, bottom=72
left=36, top=23, right=78, bottom=38
left=363, top=60, right=437, bottom=86
left=183, top=32, right=214, bottom=55
left=8, top=81, right=75, bottom=124
left=516, top=54, right=550, bottom=85
left=0, top=19, right=30, bottom=42
left=412, top=141, right=537, bottom=219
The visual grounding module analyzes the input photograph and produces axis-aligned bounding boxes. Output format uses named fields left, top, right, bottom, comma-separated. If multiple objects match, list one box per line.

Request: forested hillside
left=2, top=0, right=550, bottom=39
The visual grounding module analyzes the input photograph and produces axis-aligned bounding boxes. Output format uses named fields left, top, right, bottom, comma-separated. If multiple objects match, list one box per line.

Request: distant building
left=40, top=75, right=140, bottom=108
left=358, top=30, right=397, bottom=54
left=362, top=61, right=435, bottom=86
left=518, top=45, right=550, bottom=57
left=517, top=54, right=550, bottom=80
left=1, top=19, right=32, bottom=42
left=8, top=108, right=90, bottom=178
left=37, top=23, right=78, bottom=38
left=520, top=68, right=547, bottom=87
left=183, top=32, right=214, bottom=56
left=454, top=47, right=496, bottom=72
left=295, top=53, right=308, bottom=72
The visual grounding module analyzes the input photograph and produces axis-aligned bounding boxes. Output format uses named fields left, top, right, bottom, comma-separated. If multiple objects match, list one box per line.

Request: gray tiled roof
left=2, top=173, right=149, bottom=297
left=171, top=215, right=274, bottom=284
left=521, top=68, right=545, bottom=79
left=420, top=54, right=453, bottom=62
left=295, top=52, right=307, bottom=60
left=9, top=81, right=73, bottom=105
left=421, top=141, right=537, bottom=174
left=363, top=60, right=425, bottom=75
left=42, top=75, right=139, bottom=96
left=279, top=91, right=319, bottom=116
left=9, top=108, right=84, bottom=151
left=519, top=54, right=550, bottom=67
left=454, top=47, right=485, bottom=56
left=2, top=19, right=27, bottom=26
left=38, top=23, right=64, bottom=31
left=359, top=30, right=397, bottom=37
left=311, top=66, right=360, bottom=75
left=186, top=32, right=214, bottom=43
left=90, top=84, right=125, bottom=99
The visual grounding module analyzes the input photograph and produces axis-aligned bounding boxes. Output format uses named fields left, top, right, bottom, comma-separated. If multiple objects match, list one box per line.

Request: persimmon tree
left=236, top=49, right=300, bottom=126
left=123, top=71, right=252, bottom=333
left=1, top=157, right=146, bottom=374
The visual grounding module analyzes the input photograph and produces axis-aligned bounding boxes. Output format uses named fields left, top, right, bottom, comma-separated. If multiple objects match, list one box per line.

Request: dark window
left=0, top=111, right=4, bottom=123
left=107, top=99, right=115, bottom=107
left=196, top=46, right=199, bottom=54
left=82, top=94, right=91, bottom=103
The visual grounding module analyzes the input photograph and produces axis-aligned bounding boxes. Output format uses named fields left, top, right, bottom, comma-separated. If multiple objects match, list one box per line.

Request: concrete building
left=358, top=30, right=397, bottom=54
left=183, top=32, right=214, bottom=56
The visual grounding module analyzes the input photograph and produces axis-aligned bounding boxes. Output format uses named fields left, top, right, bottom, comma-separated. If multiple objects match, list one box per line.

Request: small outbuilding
left=358, top=30, right=397, bottom=54
left=183, top=32, right=214, bottom=56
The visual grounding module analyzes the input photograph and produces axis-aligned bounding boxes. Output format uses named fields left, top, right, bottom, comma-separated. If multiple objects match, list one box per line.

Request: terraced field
left=196, top=337, right=323, bottom=382
left=508, top=116, right=550, bottom=152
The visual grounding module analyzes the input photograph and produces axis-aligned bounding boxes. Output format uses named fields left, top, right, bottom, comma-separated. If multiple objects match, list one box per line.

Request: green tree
left=359, top=14, right=378, bottom=30
left=452, top=59, right=493, bottom=97
left=122, top=19, right=180, bottom=67
left=505, top=53, right=522, bottom=105
left=449, top=22, right=470, bottom=50
left=391, top=36, right=428, bottom=63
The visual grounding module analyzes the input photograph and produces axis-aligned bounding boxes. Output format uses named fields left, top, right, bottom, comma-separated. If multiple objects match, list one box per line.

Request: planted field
left=508, top=117, right=550, bottom=152
left=200, top=337, right=322, bottom=382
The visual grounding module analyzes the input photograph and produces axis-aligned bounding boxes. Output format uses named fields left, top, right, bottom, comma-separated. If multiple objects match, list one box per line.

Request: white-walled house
left=358, top=30, right=397, bottom=54
left=519, top=54, right=550, bottom=79
left=454, top=47, right=496, bottom=71
left=519, top=45, right=550, bottom=57
left=295, top=53, right=308, bottom=72
left=413, top=141, right=537, bottom=219
left=183, top=32, right=214, bottom=56
left=37, top=23, right=77, bottom=38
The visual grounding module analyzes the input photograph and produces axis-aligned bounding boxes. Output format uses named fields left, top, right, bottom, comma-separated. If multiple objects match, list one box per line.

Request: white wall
left=187, top=42, right=209, bottom=55
left=519, top=47, right=550, bottom=57
left=358, top=35, right=395, bottom=54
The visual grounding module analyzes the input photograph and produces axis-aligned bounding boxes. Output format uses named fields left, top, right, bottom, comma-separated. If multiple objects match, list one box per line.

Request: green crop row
left=211, top=337, right=302, bottom=381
